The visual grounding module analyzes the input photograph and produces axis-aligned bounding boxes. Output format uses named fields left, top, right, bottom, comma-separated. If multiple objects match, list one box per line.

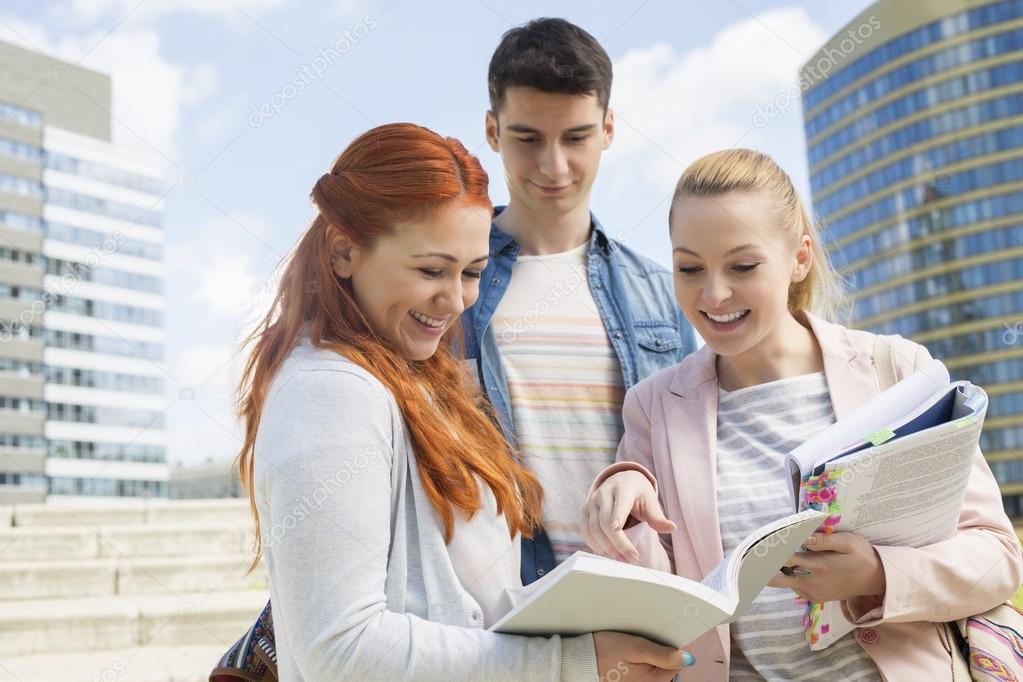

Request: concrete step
left=0, top=588, right=269, bottom=656
left=0, top=555, right=266, bottom=600
left=0, top=522, right=254, bottom=562
left=8, top=498, right=252, bottom=528
left=0, top=643, right=228, bottom=682
left=98, top=523, right=254, bottom=559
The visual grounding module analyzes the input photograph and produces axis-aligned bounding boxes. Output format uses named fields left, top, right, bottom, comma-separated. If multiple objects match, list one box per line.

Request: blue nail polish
left=682, top=651, right=695, bottom=667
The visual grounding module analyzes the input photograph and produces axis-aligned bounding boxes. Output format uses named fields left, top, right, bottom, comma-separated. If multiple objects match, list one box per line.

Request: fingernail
left=682, top=651, right=695, bottom=667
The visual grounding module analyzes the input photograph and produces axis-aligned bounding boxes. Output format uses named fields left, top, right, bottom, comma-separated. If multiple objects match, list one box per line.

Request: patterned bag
left=210, top=599, right=278, bottom=682
left=947, top=602, right=1023, bottom=681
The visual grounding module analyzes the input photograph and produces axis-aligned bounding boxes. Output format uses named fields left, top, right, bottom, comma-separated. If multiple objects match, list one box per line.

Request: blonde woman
left=581, top=149, right=1022, bottom=680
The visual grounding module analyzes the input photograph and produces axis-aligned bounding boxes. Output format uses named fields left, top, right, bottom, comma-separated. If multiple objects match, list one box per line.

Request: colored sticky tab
left=866, top=429, right=896, bottom=446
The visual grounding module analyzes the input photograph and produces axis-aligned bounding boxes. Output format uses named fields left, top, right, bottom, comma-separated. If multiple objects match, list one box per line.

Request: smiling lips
left=703, top=310, right=750, bottom=324
left=532, top=181, right=570, bottom=193
left=409, top=309, right=446, bottom=329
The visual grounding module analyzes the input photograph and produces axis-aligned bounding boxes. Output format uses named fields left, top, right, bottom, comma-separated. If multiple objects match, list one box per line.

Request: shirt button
left=614, top=331, right=622, bottom=339
left=859, top=628, right=879, bottom=644
left=491, top=277, right=500, bottom=285
left=471, top=610, right=483, bottom=622
left=655, top=340, right=663, bottom=347
left=536, top=568, right=546, bottom=577
left=594, top=283, right=603, bottom=290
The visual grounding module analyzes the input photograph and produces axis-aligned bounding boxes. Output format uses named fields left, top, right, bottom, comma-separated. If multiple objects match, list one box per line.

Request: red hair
left=237, top=123, right=543, bottom=566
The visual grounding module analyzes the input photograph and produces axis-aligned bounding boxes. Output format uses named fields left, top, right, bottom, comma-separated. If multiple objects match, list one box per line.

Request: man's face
left=486, top=86, right=613, bottom=218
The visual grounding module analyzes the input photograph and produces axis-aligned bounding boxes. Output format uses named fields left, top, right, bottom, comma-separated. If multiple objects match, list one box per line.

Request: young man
left=462, top=17, right=698, bottom=585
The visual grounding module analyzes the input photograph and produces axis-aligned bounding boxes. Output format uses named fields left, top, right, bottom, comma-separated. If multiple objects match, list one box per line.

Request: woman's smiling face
left=335, top=201, right=492, bottom=361
left=669, top=190, right=811, bottom=358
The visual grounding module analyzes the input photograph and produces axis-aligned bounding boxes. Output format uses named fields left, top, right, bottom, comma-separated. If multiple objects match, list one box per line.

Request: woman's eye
left=734, top=263, right=760, bottom=273
left=676, top=266, right=702, bottom=275
left=463, top=270, right=483, bottom=280
left=419, top=269, right=444, bottom=279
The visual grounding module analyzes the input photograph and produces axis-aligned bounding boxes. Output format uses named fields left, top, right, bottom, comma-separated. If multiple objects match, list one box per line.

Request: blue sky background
left=0, top=0, right=876, bottom=465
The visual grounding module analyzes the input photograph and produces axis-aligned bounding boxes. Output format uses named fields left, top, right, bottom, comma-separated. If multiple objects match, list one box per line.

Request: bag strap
left=872, top=335, right=898, bottom=391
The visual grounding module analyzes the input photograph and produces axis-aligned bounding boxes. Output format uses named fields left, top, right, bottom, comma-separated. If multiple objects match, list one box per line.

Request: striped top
left=716, top=372, right=881, bottom=682
left=492, top=242, right=624, bottom=564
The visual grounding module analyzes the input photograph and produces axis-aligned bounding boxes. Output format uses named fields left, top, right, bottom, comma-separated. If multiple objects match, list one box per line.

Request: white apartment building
left=0, top=39, right=168, bottom=503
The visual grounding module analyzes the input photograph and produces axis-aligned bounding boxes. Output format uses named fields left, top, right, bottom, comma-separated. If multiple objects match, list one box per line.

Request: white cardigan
left=253, top=340, right=597, bottom=681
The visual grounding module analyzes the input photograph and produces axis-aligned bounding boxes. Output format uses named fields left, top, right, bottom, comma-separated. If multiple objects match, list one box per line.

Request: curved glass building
left=802, top=0, right=1023, bottom=520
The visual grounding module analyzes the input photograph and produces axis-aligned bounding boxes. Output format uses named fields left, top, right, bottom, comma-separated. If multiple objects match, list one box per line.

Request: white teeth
left=706, top=310, right=749, bottom=323
left=409, top=310, right=445, bottom=328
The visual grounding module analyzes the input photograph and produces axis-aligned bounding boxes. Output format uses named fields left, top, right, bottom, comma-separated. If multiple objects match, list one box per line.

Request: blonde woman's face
left=669, top=191, right=811, bottom=357
left=335, top=202, right=491, bottom=361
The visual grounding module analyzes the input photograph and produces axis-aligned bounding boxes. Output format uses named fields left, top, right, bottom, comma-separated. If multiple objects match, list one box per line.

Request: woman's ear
left=792, top=234, right=812, bottom=284
left=329, top=231, right=360, bottom=279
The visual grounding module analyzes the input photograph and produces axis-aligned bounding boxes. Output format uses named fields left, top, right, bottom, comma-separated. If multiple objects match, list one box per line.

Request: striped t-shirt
left=716, top=372, right=881, bottom=682
left=492, top=242, right=624, bottom=563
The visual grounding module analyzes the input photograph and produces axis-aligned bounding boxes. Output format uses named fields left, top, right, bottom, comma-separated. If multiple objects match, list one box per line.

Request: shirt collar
left=490, top=205, right=615, bottom=258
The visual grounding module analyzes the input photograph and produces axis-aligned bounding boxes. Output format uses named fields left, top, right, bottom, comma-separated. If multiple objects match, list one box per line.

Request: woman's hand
left=768, top=532, right=886, bottom=603
left=593, top=631, right=694, bottom=681
left=581, top=470, right=676, bottom=563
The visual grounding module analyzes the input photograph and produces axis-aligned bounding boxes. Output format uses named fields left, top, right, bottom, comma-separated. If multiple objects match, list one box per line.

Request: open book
left=785, top=359, right=988, bottom=650
left=490, top=508, right=826, bottom=648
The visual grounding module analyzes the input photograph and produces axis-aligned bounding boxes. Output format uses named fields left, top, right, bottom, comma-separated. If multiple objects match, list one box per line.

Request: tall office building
left=802, top=0, right=1023, bottom=518
left=0, top=40, right=167, bottom=503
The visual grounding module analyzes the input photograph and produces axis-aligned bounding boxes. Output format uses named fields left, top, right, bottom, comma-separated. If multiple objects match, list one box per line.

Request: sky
left=0, top=0, right=877, bottom=466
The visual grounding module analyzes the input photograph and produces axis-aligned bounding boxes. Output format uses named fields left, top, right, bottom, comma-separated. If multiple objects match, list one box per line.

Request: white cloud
left=165, top=342, right=245, bottom=465
left=199, top=258, right=259, bottom=316
left=161, top=211, right=287, bottom=465
left=0, top=17, right=218, bottom=162
left=605, top=6, right=827, bottom=192
left=62, top=0, right=288, bottom=25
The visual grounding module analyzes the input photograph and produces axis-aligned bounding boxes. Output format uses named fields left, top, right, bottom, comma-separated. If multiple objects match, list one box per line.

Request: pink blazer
left=592, top=312, right=1023, bottom=681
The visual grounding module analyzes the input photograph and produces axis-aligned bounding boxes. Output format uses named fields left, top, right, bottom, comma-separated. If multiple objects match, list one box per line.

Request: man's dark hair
left=488, top=18, right=612, bottom=117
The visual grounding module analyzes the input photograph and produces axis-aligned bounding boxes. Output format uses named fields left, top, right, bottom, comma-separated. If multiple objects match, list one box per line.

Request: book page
left=491, top=511, right=824, bottom=650
left=784, top=359, right=950, bottom=503
left=824, top=415, right=981, bottom=546
left=491, top=561, right=732, bottom=649
left=729, top=511, right=828, bottom=615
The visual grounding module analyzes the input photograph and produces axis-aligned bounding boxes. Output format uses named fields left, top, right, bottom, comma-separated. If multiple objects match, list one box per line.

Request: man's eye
left=676, top=266, right=702, bottom=275
left=565, top=135, right=587, bottom=143
left=516, top=137, right=538, bottom=144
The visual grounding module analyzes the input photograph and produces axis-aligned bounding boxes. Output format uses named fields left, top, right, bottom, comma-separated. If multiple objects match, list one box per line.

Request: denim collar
left=490, top=205, right=616, bottom=259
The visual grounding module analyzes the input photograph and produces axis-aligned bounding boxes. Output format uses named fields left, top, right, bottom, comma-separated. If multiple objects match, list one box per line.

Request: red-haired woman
left=236, top=123, right=689, bottom=681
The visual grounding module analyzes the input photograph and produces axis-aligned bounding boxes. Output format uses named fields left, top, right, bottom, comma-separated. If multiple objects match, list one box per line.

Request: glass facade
left=804, top=0, right=1023, bottom=519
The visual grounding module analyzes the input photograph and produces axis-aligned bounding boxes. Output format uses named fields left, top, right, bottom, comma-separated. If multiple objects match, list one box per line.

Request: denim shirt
left=460, top=208, right=698, bottom=584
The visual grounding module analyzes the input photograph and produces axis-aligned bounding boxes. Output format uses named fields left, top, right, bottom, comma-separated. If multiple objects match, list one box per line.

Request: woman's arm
left=586, top=385, right=675, bottom=572
left=257, top=365, right=597, bottom=681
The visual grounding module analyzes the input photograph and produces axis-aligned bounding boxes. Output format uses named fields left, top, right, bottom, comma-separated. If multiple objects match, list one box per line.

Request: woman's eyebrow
left=412, top=253, right=489, bottom=263
left=673, top=243, right=759, bottom=256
